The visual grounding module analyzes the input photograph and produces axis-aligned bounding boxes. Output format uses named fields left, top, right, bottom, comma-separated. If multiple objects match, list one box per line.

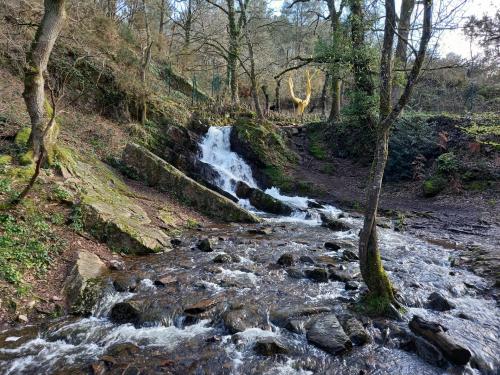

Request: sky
left=268, top=0, right=499, bottom=58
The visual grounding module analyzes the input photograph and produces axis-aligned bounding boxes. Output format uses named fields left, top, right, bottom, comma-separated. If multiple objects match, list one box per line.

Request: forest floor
left=289, top=130, right=500, bottom=289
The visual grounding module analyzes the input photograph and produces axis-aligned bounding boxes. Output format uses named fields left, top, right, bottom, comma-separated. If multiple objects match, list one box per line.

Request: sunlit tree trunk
left=227, top=0, right=240, bottom=106
left=23, top=0, right=66, bottom=162
left=358, top=0, right=432, bottom=311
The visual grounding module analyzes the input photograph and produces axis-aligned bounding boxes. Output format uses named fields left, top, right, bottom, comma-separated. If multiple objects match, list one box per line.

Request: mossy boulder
left=70, top=156, right=171, bottom=255
left=62, top=250, right=107, bottom=316
left=423, top=176, right=447, bottom=197
left=122, top=143, right=259, bottom=223
left=0, top=155, right=12, bottom=165
left=230, top=117, right=296, bottom=189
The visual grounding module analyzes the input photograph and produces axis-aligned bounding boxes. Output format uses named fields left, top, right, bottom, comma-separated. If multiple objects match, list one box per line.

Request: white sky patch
left=268, top=0, right=499, bottom=58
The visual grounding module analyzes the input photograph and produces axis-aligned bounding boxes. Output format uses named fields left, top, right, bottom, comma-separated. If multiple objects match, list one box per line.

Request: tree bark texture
left=23, top=0, right=66, bottom=161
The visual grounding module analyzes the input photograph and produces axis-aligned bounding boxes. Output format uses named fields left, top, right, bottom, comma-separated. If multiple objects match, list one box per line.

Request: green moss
left=422, top=176, right=447, bottom=197
left=308, top=128, right=328, bottom=160
left=358, top=293, right=394, bottom=316
left=464, top=180, right=492, bottom=191
left=0, top=155, right=12, bottom=165
left=14, top=127, right=31, bottom=147
left=19, top=150, right=34, bottom=166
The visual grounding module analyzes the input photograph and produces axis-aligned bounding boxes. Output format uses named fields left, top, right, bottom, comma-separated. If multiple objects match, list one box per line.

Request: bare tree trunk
left=328, top=78, right=341, bottom=122
left=140, top=0, right=152, bottom=125
left=261, top=85, right=270, bottom=116
left=320, top=72, right=329, bottom=118
left=395, top=0, right=415, bottom=64
left=227, top=0, right=240, bottom=107
left=275, top=78, right=281, bottom=112
left=358, top=0, right=432, bottom=311
left=23, top=0, right=66, bottom=162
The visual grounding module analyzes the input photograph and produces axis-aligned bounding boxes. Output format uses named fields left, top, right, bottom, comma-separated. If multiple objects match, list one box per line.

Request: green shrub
left=436, top=152, right=459, bottom=175
left=422, top=176, right=447, bottom=197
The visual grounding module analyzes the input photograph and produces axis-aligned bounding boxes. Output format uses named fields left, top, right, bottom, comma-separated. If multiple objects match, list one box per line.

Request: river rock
left=197, top=238, right=213, bottom=252
left=154, top=275, right=176, bottom=286
left=110, top=301, right=142, bottom=325
left=329, top=269, right=353, bottom=282
left=427, top=292, right=456, bottom=311
left=342, top=250, right=359, bottom=261
left=342, top=317, right=370, bottom=346
left=345, top=281, right=359, bottom=290
left=254, top=337, right=289, bottom=356
left=113, top=275, right=138, bottom=292
left=223, top=304, right=270, bottom=333
left=63, top=250, right=107, bottom=316
left=235, top=181, right=292, bottom=215
left=299, top=255, right=315, bottom=264
left=315, top=255, right=336, bottom=266
left=306, top=314, right=352, bottom=354
left=324, top=242, right=341, bottom=251
left=305, top=268, right=329, bottom=282
left=108, top=259, right=125, bottom=271
left=320, top=213, right=351, bottom=231
left=270, top=306, right=331, bottom=327
left=184, top=298, right=219, bottom=314
left=286, top=268, right=304, bottom=279
left=277, top=253, right=295, bottom=266
left=213, top=253, right=232, bottom=263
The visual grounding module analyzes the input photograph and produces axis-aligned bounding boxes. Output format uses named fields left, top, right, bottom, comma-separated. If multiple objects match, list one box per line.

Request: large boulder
left=234, top=181, right=292, bottom=215
left=320, top=213, right=352, bottom=231
left=306, top=314, right=352, bottom=354
left=122, top=143, right=259, bottom=223
left=223, top=304, right=270, bottom=333
left=427, top=292, right=456, bottom=311
left=63, top=250, right=107, bottom=315
left=270, top=305, right=331, bottom=328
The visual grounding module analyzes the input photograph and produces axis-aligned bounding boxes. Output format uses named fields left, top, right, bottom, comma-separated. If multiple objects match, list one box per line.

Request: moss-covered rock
left=230, top=117, right=297, bottom=189
left=234, top=181, right=292, bottom=215
left=62, top=250, right=107, bottom=315
left=422, top=176, right=447, bottom=197
left=69, top=155, right=171, bottom=255
left=122, top=143, right=259, bottom=223
left=0, top=155, right=12, bottom=165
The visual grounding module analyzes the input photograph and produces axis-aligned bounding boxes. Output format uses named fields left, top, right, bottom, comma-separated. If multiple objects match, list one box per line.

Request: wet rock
left=213, top=253, right=233, bottom=263
left=248, top=227, right=272, bottom=235
left=324, top=242, right=341, bottom=251
left=315, top=255, right=336, bottom=267
left=342, top=250, right=359, bottom=261
left=110, top=301, right=142, bottom=325
left=154, top=275, right=176, bottom=287
left=413, top=336, right=447, bottom=367
left=306, top=314, right=352, bottom=354
left=299, top=255, right=315, bottom=264
left=345, top=281, right=359, bottom=290
left=254, top=337, right=289, bottom=356
left=307, top=200, right=324, bottom=209
left=329, top=270, right=353, bottom=282
left=235, top=182, right=292, bottom=215
left=304, top=268, right=329, bottom=282
left=113, top=275, right=138, bottom=292
left=184, top=298, right=219, bottom=314
left=286, top=268, right=304, bottom=279
left=108, top=259, right=125, bottom=271
left=277, top=253, right=295, bottom=266
left=219, top=272, right=255, bottom=288
left=342, top=317, right=370, bottom=346
left=320, top=213, right=351, bottom=232
left=170, top=238, right=182, bottom=246
left=427, top=292, right=456, bottom=311
left=197, top=238, right=213, bottom=252
left=457, top=312, right=473, bottom=321
left=63, top=250, right=107, bottom=316
left=223, top=304, right=270, bottom=333
left=270, top=306, right=331, bottom=327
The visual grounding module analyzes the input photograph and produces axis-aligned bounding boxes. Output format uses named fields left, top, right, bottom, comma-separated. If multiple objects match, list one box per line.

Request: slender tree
left=357, top=0, right=433, bottom=312
left=23, top=0, right=66, bottom=163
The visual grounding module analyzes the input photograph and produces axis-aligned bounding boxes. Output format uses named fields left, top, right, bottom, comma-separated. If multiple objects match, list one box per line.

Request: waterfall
left=198, top=126, right=342, bottom=223
left=199, top=126, right=257, bottom=195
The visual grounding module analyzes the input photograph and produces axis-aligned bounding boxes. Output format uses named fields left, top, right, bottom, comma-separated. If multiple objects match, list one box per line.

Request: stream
left=0, top=126, right=498, bottom=375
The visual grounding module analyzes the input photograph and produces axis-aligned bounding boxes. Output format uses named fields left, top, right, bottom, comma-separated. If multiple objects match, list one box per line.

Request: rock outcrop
left=306, top=314, right=352, bottom=354
left=122, top=143, right=259, bottom=223
left=63, top=250, right=107, bottom=315
left=235, top=181, right=292, bottom=215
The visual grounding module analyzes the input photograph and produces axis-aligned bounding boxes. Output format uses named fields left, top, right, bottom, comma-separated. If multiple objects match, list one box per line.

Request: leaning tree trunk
left=23, top=0, right=66, bottom=162
left=358, top=0, right=432, bottom=312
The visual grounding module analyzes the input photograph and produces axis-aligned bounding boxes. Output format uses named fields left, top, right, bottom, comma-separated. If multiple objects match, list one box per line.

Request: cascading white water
left=198, top=126, right=342, bottom=223
left=199, top=126, right=257, bottom=194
